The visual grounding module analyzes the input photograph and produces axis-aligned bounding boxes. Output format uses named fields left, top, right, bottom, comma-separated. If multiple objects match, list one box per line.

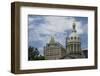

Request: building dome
left=69, top=32, right=79, bottom=39
left=67, top=21, right=80, bottom=42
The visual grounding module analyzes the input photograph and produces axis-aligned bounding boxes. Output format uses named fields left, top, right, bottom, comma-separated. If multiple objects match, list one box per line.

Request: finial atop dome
left=72, top=18, right=76, bottom=32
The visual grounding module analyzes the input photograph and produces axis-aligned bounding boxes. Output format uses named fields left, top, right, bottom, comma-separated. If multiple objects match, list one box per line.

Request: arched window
left=48, top=44, right=50, bottom=47
left=71, top=37, right=73, bottom=40
left=74, top=37, right=76, bottom=39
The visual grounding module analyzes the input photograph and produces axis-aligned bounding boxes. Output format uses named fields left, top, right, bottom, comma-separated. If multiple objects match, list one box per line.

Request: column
left=71, top=44, right=73, bottom=52
left=76, top=44, right=77, bottom=53
left=67, top=44, right=69, bottom=54
left=74, top=43, right=76, bottom=53
left=78, top=43, right=80, bottom=52
left=76, top=43, right=77, bottom=53
left=69, top=44, right=71, bottom=53
left=70, top=44, right=71, bottom=52
left=77, top=43, right=80, bottom=53
left=71, top=44, right=73, bottom=53
left=73, top=43, right=74, bottom=53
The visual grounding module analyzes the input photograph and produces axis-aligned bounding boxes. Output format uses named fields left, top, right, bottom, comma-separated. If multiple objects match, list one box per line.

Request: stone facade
left=44, top=36, right=66, bottom=60
left=65, top=21, right=85, bottom=59
left=44, top=20, right=85, bottom=60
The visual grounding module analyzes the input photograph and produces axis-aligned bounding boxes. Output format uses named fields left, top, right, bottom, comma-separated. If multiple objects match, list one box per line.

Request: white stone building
left=44, top=20, right=85, bottom=60
left=65, top=21, right=85, bottom=59
left=44, top=36, right=66, bottom=60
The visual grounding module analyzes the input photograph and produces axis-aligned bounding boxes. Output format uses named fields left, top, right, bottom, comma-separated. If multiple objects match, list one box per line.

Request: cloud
left=43, top=16, right=86, bottom=34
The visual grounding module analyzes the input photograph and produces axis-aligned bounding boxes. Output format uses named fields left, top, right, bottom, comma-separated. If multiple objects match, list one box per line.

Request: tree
left=38, top=55, right=45, bottom=60
left=33, top=48, right=39, bottom=57
left=28, top=46, right=40, bottom=60
left=28, top=46, right=34, bottom=60
left=28, top=46, right=45, bottom=60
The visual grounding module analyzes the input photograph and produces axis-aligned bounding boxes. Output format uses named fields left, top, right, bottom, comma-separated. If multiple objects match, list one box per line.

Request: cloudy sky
left=28, top=15, right=88, bottom=55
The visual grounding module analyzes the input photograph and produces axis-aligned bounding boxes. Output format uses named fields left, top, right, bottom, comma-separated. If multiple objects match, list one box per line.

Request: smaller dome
left=68, top=32, right=80, bottom=41
left=68, top=19, right=80, bottom=41
left=69, top=32, right=79, bottom=38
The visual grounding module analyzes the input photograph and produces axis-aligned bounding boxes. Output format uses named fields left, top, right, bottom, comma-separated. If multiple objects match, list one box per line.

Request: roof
left=69, top=32, right=79, bottom=38
left=69, top=19, right=79, bottom=38
left=49, top=36, right=55, bottom=44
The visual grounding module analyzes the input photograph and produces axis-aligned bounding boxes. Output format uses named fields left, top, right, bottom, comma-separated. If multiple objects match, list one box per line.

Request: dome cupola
left=68, top=19, right=80, bottom=42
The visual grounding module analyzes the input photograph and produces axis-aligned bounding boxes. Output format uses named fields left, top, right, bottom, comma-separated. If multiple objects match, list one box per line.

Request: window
left=71, top=37, right=73, bottom=40
left=74, top=37, right=76, bottom=39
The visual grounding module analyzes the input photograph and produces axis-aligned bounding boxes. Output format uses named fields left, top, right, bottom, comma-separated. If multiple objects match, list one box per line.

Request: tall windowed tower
left=66, top=19, right=85, bottom=58
left=44, top=36, right=66, bottom=60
